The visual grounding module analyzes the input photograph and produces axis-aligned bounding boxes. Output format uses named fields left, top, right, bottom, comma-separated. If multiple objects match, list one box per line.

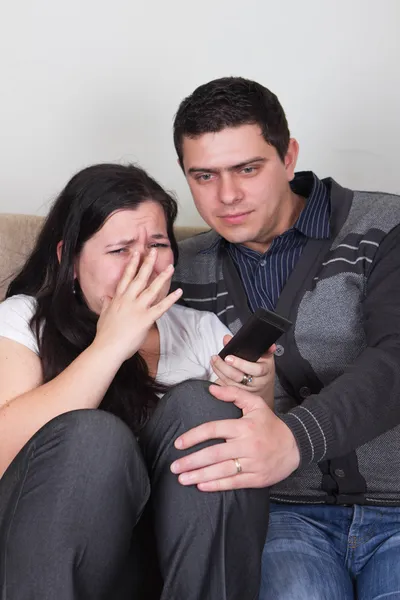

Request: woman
left=0, top=164, right=273, bottom=600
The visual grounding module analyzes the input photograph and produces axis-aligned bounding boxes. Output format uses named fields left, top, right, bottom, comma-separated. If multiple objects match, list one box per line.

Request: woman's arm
left=0, top=249, right=182, bottom=477
left=0, top=337, right=126, bottom=476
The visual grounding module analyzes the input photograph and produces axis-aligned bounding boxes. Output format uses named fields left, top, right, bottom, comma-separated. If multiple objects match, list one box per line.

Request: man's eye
left=196, top=173, right=213, bottom=182
left=242, top=166, right=256, bottom=174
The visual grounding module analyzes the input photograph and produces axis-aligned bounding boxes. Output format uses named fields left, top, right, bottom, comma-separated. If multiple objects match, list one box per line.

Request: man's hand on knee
left=170, top=384, right=300, bottom=492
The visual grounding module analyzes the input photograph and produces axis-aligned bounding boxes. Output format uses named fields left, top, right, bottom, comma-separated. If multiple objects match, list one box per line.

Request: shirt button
left=299, top=386, right=311, bottom=399
left=260, top=260, right=266, bottom=267
left=334, top=469, right=346, bottom=478
left=274, top=344, right=284, bottom=357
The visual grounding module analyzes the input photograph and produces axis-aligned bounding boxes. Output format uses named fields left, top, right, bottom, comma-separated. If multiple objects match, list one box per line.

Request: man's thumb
left=208, top=383, right=266, bottom=415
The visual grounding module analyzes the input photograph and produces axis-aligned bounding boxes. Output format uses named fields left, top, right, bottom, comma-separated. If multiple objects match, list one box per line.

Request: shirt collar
left=200, top=171, right=330, bottom=254
left=291, top=171, right=330, bottom=239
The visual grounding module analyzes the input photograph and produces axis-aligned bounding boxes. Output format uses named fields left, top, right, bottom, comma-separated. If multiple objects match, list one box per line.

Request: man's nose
left=218, top=174, right=243, bottom=205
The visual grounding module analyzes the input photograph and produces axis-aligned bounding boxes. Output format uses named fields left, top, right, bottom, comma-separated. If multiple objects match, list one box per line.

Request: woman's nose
left=134, top=246, right=150, bottom=268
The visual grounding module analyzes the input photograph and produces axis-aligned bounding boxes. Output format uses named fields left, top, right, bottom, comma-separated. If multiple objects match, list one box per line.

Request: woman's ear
left=57, top=240, right=77, bottom=278
left=56, top=241, right=63, bottom=264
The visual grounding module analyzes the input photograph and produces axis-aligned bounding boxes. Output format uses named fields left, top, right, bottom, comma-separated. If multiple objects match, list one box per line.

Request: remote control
left=218, top=308, right=292, bottom=362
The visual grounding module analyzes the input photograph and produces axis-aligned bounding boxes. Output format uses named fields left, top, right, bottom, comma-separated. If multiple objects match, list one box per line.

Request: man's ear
left=284, top=138, right=300, bottom=181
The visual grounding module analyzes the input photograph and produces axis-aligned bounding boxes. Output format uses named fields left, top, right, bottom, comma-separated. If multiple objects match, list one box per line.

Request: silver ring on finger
left=233, top=458, right=242, bottom=474
left=241, top=373, right=253, bottom=386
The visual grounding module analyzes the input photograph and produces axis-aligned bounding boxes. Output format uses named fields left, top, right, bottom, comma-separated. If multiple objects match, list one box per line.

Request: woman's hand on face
left=211, top=335, right=276, bottom=409
left=93, top=249, right=182, bottom=363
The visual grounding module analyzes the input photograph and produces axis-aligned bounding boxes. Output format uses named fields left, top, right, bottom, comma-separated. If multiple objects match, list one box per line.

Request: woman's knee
left=0, top=411, right=151, bottom=595
left=159, top=379, right=242, bottom=430
left=15, top=409, right=149, bottom=506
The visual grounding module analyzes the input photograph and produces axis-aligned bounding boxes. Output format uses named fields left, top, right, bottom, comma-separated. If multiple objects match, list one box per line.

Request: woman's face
left=75, top=201, right=174, bottom=314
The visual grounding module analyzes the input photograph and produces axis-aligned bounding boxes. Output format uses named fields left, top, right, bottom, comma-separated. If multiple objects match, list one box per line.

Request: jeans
left=0, top=379, right=269, bottom=600
left=259, top=502, right=400, bottom=600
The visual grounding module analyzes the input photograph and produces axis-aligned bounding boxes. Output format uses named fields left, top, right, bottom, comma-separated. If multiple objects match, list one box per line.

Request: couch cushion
left=0, top=214, right=44, bottom=300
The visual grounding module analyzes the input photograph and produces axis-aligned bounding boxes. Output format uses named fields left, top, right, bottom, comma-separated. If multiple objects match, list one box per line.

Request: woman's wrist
left=87, top=338, right=125, bottom=372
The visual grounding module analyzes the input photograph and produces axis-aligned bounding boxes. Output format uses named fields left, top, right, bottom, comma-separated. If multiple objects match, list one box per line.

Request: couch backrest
left=0, top=213, right=206, bottom=300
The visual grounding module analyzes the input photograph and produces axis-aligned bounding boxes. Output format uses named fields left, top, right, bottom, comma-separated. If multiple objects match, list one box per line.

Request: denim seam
left=269, top=496, right=326, bottom=504
left=365, top=498, right=400, bottom=504
left=2, top=441, right=36, bottom=600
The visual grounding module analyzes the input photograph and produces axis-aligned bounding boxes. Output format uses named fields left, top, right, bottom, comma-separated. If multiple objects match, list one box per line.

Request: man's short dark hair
left=173, top=76, right=290, bottom=168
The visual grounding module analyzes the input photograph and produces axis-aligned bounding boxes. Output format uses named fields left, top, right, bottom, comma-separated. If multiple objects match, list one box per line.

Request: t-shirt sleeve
left=196, top=311, right=232, bottom=382
left=0, top=296, right=39, bottom=354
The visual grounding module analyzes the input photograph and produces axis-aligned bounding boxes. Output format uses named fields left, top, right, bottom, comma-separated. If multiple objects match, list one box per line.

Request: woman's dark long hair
left=7, top=163, right=179, bottom=433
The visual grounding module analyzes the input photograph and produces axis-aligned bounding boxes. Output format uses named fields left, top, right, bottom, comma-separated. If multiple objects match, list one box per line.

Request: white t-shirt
left=0, top=295, right=231, bottom=385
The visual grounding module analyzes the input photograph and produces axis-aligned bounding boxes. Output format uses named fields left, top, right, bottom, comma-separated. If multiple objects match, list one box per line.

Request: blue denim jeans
left=259, top=502, right=400, bottom=600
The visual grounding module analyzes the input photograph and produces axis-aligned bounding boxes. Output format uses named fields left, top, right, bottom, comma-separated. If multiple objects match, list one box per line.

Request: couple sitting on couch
left=1, top=76, right=400, bottom=600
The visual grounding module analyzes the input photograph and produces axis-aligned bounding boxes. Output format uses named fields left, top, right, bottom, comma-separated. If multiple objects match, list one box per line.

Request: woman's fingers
left=115, top=250, right=142, bottom=296
left=139, top=263, right=175, bottom=306
left=125, top=248, right=159, bottom=298
left=150, top=287, right=183, bottom=319
left=99, top=295, right=112, bottom=315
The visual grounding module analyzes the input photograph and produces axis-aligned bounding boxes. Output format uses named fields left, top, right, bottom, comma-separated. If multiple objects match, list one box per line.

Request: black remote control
left=218, top=308, right=292, bottom=362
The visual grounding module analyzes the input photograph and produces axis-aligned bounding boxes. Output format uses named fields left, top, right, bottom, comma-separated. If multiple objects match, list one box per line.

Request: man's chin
left=215, top=225, right=254, bottom=245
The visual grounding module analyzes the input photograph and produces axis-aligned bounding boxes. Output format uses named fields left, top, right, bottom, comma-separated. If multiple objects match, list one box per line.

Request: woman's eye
left=109, top=248, right=128, bottom=254
left=150, top=243, right=170, bottom=249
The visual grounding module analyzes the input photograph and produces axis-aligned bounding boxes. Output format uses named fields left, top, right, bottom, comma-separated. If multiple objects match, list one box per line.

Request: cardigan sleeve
left=280, top=224, right=400, bottom=464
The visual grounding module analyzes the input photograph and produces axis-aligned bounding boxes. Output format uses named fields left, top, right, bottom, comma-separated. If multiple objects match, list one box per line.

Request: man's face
left=182, top=124, right=299, bottom=251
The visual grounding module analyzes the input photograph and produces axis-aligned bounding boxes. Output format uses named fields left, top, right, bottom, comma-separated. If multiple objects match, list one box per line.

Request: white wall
left=1, top=0, right=399, bottom=226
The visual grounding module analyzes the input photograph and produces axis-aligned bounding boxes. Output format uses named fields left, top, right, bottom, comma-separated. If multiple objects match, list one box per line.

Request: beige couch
left=0, top=213, right=205, bottom=301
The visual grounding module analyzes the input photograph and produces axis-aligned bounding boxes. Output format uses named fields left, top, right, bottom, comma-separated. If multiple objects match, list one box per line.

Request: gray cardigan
left=172, top=179, right=400, bottom=506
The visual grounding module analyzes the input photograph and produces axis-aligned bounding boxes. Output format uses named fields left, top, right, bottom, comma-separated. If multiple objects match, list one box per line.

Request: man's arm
left=169, top=225, right=400, bottom=491
left=169, top=226, right=400, bottom=491
left=280, top=224, right=400, bottom=465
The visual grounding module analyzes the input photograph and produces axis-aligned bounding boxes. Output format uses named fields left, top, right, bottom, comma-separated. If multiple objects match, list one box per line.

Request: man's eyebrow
left=105, top=233, right=168, bottom=248
left=188, top=166, right=220, bottom=175
left=229, top=157, right=266, bottom=171
left=187, top=156, right=266, bottom=174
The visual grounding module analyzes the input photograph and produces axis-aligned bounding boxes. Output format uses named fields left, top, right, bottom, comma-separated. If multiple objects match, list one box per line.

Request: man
left=169, top=76, right=400, bottom=599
